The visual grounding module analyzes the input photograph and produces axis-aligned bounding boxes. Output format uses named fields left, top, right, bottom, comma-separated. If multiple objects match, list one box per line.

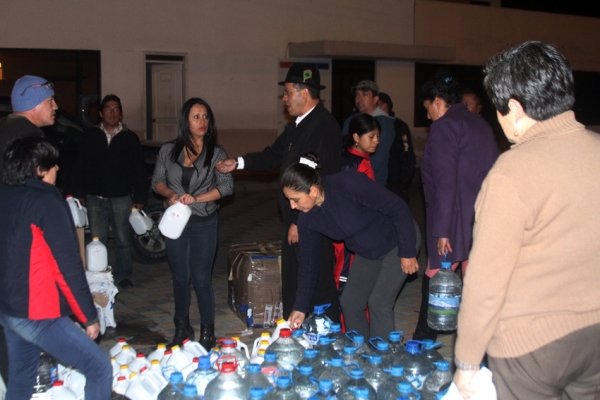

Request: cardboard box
left=228, top=242, right=282, bottom=328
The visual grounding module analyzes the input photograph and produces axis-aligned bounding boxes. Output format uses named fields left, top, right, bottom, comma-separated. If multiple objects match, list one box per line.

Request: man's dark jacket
left=73, top=126, right=147, bottom=203
left=0, top=115, right=44, bottom=183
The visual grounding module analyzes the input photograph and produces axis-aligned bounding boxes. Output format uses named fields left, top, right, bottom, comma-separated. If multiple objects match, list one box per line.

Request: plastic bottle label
left=428, top=294, right=460, bottom=316
left=306, top=332, right=319, bottom=346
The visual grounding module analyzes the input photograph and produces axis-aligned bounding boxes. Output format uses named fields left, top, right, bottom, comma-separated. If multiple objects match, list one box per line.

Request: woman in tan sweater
left=454, top=42, right=600, bottom=399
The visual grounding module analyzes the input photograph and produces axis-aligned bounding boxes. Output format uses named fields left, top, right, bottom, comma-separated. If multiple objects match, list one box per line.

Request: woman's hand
left=179, top=193, right=196, bottom=205
left=167, top=192, right=180, bottom=206
left=288, top=311, right=306, bottom=330
left=400, top=257, right=419, bottom=275
left=288, top=223, right=299, bottom=245
left=437, top=237, right=453, bottom=256
left=454, top=369, right=479, bottom=399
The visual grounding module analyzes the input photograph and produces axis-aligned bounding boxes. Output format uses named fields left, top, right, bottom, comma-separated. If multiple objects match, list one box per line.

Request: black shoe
left=169, top=317, right=194, bottom=348
left=199, top=323, right=216, bottom=350
left=118, top=278, right=134, bottom=288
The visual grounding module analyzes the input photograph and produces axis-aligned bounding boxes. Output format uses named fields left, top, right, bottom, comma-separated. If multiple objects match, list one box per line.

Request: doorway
left=145, top=54, right=185, bottom=142
left=331, top=59, right=375, bottom=128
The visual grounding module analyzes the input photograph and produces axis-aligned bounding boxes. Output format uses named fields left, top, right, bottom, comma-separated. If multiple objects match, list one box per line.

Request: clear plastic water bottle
left=292, top=365, right=319, bottom=399
left=204, top=356, right=250, bottom=400
left=314, top=337, right=339, bottom=369
left=344, top=332, right=372, bottom=360
left=420, top=340, right=444, bottom=365
left=292, top=329, right=313, bottom=350
left=295, top=349, right=325, bottom=379
left=362, top=355, right=388, bottom=393
left=368, top=338, right=395, bottom=370
left=387, top=331, right=405, bottom=355
left=33, top=351, right=58, bottom=394
left=312, top=378, right=336, bottom=400
left=219, top=338, right=251, bottom=377
left=271, top=376, right=301, bottom=400
left=338, top=364, right=376, bottom=400
left=377, top=366, right=409, bottom=400
left=395, top=341, right=433, bottom=392
left=328, top=323, right=345, bottom=354
left=186, top=355, right=219, bottom=397
left=303, top=304, right=333, bottom=346
left=266, top=328, right=304, bottom=371
left=349, top=387, right=373, bottom=400
left=421, top=361, right=453, bottom=400
left=181, top=384, right=202, bottom=399
left=244, top=364, right=272, bottom=395
left=260, top=351, right=280, bottom=386
left=427, top=261, right=462, bottom=331
left=158, top=371, right=185, bottom=400
left=319, top=356, right=350, bottom=394
left=397, top=382, right=420, bottom=400
left=341, top=345, right=367, bottom=368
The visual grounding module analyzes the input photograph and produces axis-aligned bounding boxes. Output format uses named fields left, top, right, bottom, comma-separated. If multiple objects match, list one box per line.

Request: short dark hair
left=344, top=114, right=381, bottom=149
left=484, top=41, right=574, bottom=120
left=3, top=136, right=59, bottom=185
left=293, top=83, right=320, bottom=100
left=100, top=94, right=122, bottom=112
left=461, top=88, right=482, bottom=105
left=281, top=152, right=322, bottom=194
left=419, top=70, right=460, bottom=106
left=171, top=97, right=217, bottom=168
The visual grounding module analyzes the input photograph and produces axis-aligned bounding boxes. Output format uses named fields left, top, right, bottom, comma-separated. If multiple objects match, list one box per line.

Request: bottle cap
left=183, top=384, right=198, bottom=396
left=312, top=303, right=331, bottom=314
left=368, top=354, right=382, bottom=364
left=246, top=364, right=261, bottom=374
left=299, top=365, right=312, bottom=375
left=250, top=388, right=265, bottom=399
left=170, top=372, right=183, bottom=383
left=93, top=236, right=99, bottom=241
left=139, top=367, right=147, bottom=373
left=198, top=355, right=211, bottom=369
left=171, top=345, right=180, bottom=351
left=279, top=328, right=291, bottom=338
left=329, top=323, right=341, bottom=333
left=388, top=330, right=404, bottom=342
left=118, top=338, right=126, bottom=343
left=264, top=351, right=277, bottom=362
left=120, top=365, right=129, bottom=370
left=435, top=360, right=450, bottom=371
left=53, top=380, right=64, bottom=387
left=330, top=356, right=343, bottom=367
left=319, top=378, right=333, bottom=391
left=276, top=376, right=291, bottom=387
left=441, top=261, right=452, bottom=269
left=151, top=359, right=160, bottom=365
left=261, top=332, right=271, bottom=337
left=343, top=346, right=357, bottom=355
left=304, top=349, right=318, bottom=358
left=389, top=365, right=404, bottom=376
left=398, top=382, right=413, bottom=394
left=157, top=343, right=166, bottom=349
left=277, top=318, right=286, bottom=325
left=136, top=353, right=145, bottom=358
left=404, top=340, right=422, bottom=354
left=129, top=372, right=138, bottom=379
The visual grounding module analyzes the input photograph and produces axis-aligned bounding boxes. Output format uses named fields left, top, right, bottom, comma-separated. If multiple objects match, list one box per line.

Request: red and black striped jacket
left=0, top=179, right=97, bottom=326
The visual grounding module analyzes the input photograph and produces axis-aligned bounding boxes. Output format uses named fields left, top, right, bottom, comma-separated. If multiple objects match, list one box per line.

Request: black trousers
left=281, top=224, right=339, bottom=323
left=413, top=273, right=440, bottom=341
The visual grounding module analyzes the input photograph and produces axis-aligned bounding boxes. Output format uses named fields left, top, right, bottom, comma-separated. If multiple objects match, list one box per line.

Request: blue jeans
left=86, top=195, right=132, bottom=282
left=0, top=312, right=112, bottom=400
left=165, top=213, right=218, bottom=324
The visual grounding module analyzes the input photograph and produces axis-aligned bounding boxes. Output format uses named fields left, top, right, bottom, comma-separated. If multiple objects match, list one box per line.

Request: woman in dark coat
left=413, top=72, right=499, bottom=341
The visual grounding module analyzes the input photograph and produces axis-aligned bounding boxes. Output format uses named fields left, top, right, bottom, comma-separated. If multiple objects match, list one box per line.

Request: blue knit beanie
left=11, top=75, right=55, bottom=112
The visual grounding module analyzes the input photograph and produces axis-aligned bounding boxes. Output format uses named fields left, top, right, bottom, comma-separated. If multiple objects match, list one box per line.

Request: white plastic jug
left=251, top=332, right=272, bottom=358
left=181, top=357, right=199, bottom=380
left=139, top=366, right=168, bottom=391
left=158, top=201, right=191, bottom=239
left=110, top=338, right=129, bottom=357
left=66, top=196, right=86, bottom=228
left=110, top=357, right=120, bottom=377
left=125, top=372, right=161, bottom=400
left=129, top=353, right=151, bottom=373
left=51, top=380, right=77, bottom=400
left=113, top=365, right=132, bottom=387
left=86, top=237, right=108, bottom=272
left=182, top=338, right=208, bottom=358
left=166, top=345, right=192, bottom=372
left=61, top=369, right=85, bottom=400
left=272, top=318, right=292, bottom=341
left=113, top=376, right=129, bottom=395
left=231, top=336, right=250, bottom=359
left=115, top=345, right=136, bottom=366
left=146, top=343, right=167, bottom=363
left=129, top=207, right=153, bottom=235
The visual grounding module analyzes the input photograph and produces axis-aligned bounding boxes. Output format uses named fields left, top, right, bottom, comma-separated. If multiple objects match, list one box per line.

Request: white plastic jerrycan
left=146, top=343, right=167, bottom=363
left=251, top=332, right=273, bottom=358
left=182, top=338, right=208, bottom=358
left=158, top=201, right=191, bottom=239
left=129, top=207, right=153, bottom=235
left=110, top=338, right=129, bottom=358
left=231, top=336, right=250, bottom=359
left=61, top=369, right=86, bottom=400
left=86, top=237, right=108, bottom=272
left=52, top=380, right=77, bottom=400
left=125, top=371, right=161, bottom=400
left=66, top=195, right=86, bottom=228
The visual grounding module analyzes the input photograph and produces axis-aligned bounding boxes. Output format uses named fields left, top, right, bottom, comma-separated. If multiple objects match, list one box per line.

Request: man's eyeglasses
left=20, top=82, right=53, bottom=97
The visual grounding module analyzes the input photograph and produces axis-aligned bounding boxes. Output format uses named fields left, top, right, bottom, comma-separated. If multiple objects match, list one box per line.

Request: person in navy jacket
left=414, top=72, right=499, bottom=341
left=0, top=137, right=111, bottom=400
left=283, top=153, right=419, bottom=339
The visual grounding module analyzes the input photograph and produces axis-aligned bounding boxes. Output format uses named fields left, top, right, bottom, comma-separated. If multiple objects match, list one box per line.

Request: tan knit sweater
left=455, top=111, right=600, bottom=364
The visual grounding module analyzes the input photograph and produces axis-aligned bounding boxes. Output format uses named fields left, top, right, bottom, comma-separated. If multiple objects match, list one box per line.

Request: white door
left=151, top=63, right=182, bottom=142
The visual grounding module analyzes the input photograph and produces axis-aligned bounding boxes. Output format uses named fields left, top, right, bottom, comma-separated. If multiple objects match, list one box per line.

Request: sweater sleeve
left=455, top=172, right=527, bottom=365
left=427, top=119, right=460, bottom=238
left=151, top=144, right=170, bottom=192
left=213, top=146, right=234, bottom=198
left=40, top=199, right=97, bottom=325
left=293, top=214, right=323, bottom=313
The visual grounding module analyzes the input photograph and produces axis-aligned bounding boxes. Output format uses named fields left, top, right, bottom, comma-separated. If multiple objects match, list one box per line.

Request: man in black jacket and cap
left=216, top=63, right=341, bottom=322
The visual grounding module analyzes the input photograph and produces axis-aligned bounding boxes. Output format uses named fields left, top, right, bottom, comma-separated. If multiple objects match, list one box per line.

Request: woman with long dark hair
left=283, top=153, right=419, bottom=339
left=341, top=113, right=380, bottom=178
left=151, top=98, right=233, bottom=349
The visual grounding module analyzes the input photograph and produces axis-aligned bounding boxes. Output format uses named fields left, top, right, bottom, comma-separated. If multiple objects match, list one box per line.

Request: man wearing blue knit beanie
left=0, top=75, right=58, bottom=183
left=0, top=74, right=57, bottom=388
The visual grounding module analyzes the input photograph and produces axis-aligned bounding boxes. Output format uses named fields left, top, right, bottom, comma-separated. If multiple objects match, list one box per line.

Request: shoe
left=199, top=323, right=216, bottom=350
left=118, top=279, right=134, bottom=288
left=169, top=317, right=194, bottom=348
